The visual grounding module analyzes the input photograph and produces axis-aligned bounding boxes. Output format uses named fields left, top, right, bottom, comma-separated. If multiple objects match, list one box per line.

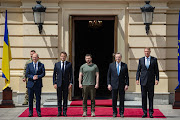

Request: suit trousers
left=28, top=86, right=42, bottom=114
left=82, top=85, right=96, bottom=112
left=57, top=80, right=68, bottom=113
left=141, top=84, right=154, bottom=114
left=112, top=86, right=125, bottom=115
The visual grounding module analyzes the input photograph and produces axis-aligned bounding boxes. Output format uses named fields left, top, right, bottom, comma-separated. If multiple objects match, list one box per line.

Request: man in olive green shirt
left=22, top=50, right=36, bottom=105
left=79, top=54, right=99, bottom=117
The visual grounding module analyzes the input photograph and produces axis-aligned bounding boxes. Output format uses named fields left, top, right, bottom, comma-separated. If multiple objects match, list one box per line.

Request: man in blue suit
left=26, top=53, right=45, bottom=117
left=107, top=52, right=129, bottom=118
left=53, top=51, right=73, bottom=117
left=136, top=47, right=159, bottom=118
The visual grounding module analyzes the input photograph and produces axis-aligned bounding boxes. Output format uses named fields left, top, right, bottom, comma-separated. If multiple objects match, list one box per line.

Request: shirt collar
left=116, top=61, right=121, bottom=65
left=61, top=61, right=66, bottom=63
left=33, top=61, right=38, bottom=65
left=145, top=56, right=151, bottom=59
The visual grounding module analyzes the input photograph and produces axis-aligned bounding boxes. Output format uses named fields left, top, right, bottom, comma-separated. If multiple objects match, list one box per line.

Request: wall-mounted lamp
left=32, top=1, right=46, bottom=34
left=141, top=1, right=155, bottom=35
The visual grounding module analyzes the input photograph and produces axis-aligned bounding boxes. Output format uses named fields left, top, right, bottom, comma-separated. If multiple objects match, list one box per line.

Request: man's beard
left=87, top=61, right=92, bottom=64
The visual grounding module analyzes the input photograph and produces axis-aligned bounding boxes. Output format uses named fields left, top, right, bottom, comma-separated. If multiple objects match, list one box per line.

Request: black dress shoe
left=28, top=114, right=33, bottom=117
left=120, top=114, right=124, bottom=118
left=63, top=112, right=67, bottom=117
left=113, top=114, right=117, bottom=117
left=150, top=114, right=154, bottom=118
left=37, top=113, right=41, bottom=117
left=142, top=114, right=147, bottom=118
left=57, top=113, right=62, bottom=117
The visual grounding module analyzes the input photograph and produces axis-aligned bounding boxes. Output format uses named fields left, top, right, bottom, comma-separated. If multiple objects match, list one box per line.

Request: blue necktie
left=146, top=58, right=149, bottom=69
left=117, top=63, right=120, bottom=76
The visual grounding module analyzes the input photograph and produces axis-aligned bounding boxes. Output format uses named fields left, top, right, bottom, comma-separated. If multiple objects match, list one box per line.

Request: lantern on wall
left=32, top=1, right=46, bottom=34
left=140, top=1, right=155, bottom=35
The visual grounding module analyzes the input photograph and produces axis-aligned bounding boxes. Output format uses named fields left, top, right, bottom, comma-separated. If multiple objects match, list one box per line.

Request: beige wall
left=0, top=0, right=179, bottom=95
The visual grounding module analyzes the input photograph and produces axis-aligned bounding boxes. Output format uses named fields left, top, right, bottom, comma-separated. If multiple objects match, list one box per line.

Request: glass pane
left=40, top=12, right=45, bottom=23
left=34, top=12, right=41, bottom=23
left=142, top=12, right=146, bottom=23
left=145, top=12, right=153, bottom=24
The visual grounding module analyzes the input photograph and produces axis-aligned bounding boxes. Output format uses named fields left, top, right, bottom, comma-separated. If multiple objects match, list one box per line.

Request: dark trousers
left=57, top=82, right=68, bottom=113
left=28, top=87, right=42, bottom=114
left=112, top=86, right=125, bottom=115
left=82, top=85, right=96, bottom=112
left=141, top=84, right=154, bottom=114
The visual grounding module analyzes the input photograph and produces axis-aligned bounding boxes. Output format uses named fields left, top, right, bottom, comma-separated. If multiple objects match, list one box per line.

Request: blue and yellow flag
left=177, top=10, right=180, bottom=90
left=2, top=10, right=12, bottom=90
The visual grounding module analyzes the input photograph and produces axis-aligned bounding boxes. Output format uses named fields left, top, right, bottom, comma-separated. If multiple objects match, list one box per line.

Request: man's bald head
left=32, top=53, right=39, bottom=63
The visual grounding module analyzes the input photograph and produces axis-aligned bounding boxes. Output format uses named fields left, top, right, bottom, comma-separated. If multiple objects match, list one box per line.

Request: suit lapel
left=143, top=57, right=147, bottom=70
left=120, top=62, right=123, bottom=74
left=149, top=57, right=153, bottom=69
left=31, top=62, right=36, bottom=74
left=59, top=62, right=62, bottom=70
left=37, top=62, right=41, bottom=72
left=65, top=61, right=69, bottom=72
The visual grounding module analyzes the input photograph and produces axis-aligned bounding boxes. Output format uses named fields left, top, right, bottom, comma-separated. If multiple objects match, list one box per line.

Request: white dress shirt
left=61, top=61, right=66, bottom=70
left=33, top=61, right=38, bottom=72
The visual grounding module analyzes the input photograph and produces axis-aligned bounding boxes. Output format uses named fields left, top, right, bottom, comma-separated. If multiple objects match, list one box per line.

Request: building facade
left=0, top=0, right=179, bottom=105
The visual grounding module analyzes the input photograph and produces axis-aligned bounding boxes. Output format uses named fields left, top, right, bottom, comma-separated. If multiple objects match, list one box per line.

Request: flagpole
left=0, top=10, right=15, bottom=108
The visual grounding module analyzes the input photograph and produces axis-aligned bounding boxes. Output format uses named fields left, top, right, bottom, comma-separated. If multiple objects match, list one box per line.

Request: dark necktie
left=62, top=61, right=65, bottom=75
left=34, top=63, right=37, bottom=74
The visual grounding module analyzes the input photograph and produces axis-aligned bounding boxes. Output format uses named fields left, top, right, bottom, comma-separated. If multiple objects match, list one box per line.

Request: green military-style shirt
left=80, top=63, right=99, bottom=85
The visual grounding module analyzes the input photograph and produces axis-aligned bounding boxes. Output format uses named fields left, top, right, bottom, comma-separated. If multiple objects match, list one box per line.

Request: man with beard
left=79, top=54, right=99, bottom=117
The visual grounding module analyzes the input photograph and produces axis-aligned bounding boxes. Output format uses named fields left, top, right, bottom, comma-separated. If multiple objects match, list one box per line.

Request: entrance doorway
left=70, top=16, right=117, bottom=99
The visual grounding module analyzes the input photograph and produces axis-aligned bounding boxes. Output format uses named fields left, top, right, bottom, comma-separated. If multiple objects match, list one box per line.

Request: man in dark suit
left=26, top=53, right=45, bottom=117
left=107, top=52, right=129, bottom=118
left=53, top=51, right=73, bottom=117
left=136, top=47, right=159, bottom=118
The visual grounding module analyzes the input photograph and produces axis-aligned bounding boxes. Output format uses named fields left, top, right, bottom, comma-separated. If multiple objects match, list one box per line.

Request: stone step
left=43, top=100, right=142, bottom=108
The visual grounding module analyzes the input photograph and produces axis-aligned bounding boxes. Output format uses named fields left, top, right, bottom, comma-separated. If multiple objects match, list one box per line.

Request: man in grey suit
left=107, top=52, right=129, bottom=118
left=136, top=47, right=159, bottom=118
left=53, top=51, right=73, bottom=117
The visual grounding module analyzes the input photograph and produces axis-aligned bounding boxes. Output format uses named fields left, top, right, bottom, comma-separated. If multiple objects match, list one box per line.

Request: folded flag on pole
left=176, top=10, right=180, bottom=90
left=2, top=10, right=12, bottom=90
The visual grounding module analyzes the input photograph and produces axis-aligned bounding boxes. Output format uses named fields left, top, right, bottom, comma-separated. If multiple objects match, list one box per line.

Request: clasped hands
left=33, top=75, right=38, bottom=80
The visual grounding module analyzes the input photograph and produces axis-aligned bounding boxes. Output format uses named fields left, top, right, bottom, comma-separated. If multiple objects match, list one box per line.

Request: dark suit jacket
left=107, top=62, right=129, bottom=89
left=136, top=56, right=159, bottom=86
left=26, top=62, right=45, bottom=88
left=53, top=61, right=73, bottom=87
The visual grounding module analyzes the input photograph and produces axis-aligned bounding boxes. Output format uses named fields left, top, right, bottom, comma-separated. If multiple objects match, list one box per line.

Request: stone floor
left=0, top=105, right=180, bottom=120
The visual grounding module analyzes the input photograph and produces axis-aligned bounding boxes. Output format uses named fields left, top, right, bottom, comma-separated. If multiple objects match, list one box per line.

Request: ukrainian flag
left=177, top=10, right=180, bottom=90
left=2, top=10, right=12, bottom=90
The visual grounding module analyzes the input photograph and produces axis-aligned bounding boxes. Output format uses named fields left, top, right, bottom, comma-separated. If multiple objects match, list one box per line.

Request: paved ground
left=0, top=105, right=180, bottom=120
